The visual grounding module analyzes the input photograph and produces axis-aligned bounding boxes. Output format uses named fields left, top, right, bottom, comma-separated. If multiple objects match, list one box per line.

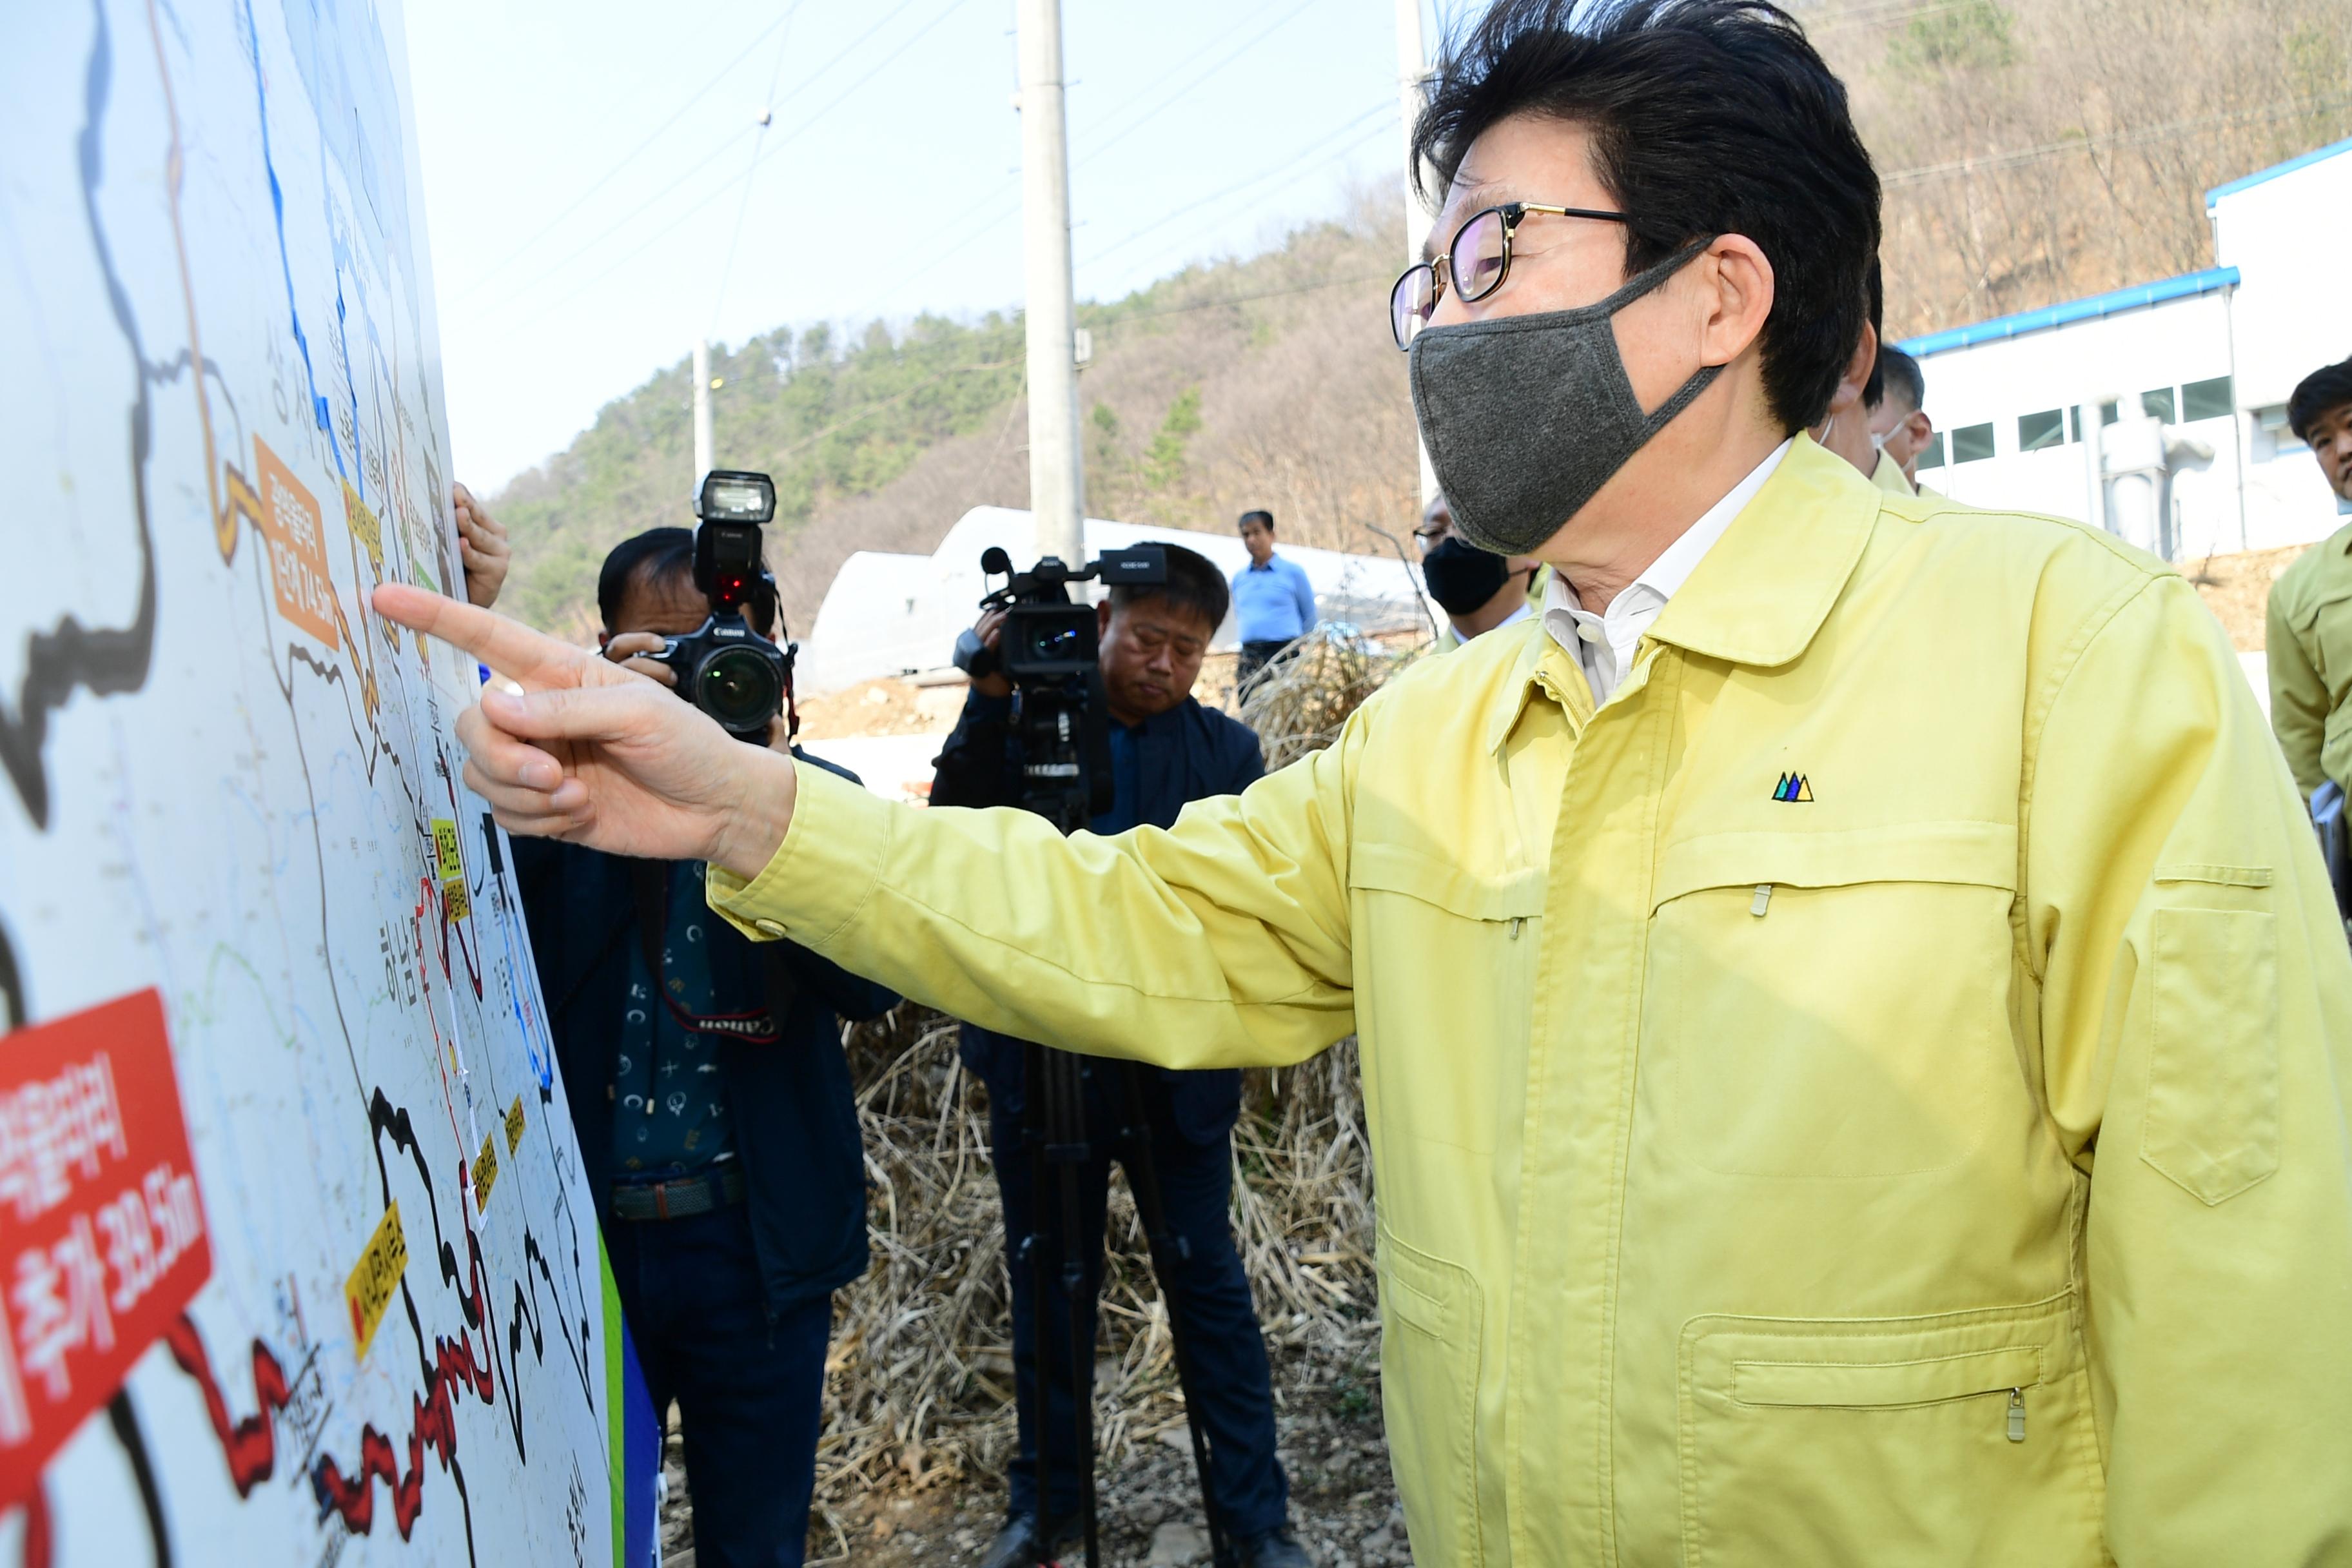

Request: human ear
left=1694, top=233, right=1775, bottom=369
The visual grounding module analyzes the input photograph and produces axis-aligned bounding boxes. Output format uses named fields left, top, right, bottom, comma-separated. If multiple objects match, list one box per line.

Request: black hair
left=1413, top=0, right=1880, bottom=432
left=1237, top=509, right=1275, bottom=534
left=596, top=526, right=779, bottom=639
left=1873, top=346, right=1925, bottom=415
left=1110, top=542, right=1230, bottom=632
left=2289, top=357, right=2352, bottom=443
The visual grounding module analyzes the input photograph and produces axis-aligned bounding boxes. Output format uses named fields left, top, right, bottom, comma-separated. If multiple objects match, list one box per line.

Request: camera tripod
left=1019, top=1040, right=1230, bottom=1568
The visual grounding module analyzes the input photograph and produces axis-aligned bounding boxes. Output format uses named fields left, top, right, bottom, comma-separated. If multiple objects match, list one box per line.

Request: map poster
left=1, top=0, right=653, bottom=1563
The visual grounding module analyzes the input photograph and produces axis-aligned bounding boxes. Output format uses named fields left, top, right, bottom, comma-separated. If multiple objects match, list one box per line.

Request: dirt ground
left=656, top=1344, right=1408, bottom=1567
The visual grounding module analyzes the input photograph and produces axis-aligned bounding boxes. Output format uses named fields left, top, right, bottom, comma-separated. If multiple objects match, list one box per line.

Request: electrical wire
left=1076, top=101, right=1395, bottom=272
left=710, top=2, right=808, bottom=334
left=1071, top=0, right=1323, bottom=171
left=470, top=0, right=973, bottom=342
left=453, top=3, right=808, bottom=301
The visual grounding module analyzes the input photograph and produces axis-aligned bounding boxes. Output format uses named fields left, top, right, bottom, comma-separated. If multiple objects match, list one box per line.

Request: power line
left=1090, top=269, right=1391, bottom=329
left=1881, top=93, right=2352, bottom=188
left=1077, top=101, right=1395, bottom=272
left=1071, top=0, right=1323, bottom=172
left=710, top=2, right=808, bottom=333
left=841, top=1, right=1331, bottom=325
left=454, top=4, right=807, bottom=302
left=471, top=0, right=973, bottom=342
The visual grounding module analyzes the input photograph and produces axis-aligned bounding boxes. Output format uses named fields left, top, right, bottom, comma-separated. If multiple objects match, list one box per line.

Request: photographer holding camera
left=932, top=543, right=1307, bottom=1568
left=502, top=480, right=897, bottom=1568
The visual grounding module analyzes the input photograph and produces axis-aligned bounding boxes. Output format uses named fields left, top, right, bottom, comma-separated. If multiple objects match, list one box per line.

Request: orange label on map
left=253, top=437, right=338, bottom=649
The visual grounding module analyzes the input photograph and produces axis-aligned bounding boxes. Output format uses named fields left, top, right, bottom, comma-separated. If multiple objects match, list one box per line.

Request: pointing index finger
left=372, top=583, right=602, bottom=691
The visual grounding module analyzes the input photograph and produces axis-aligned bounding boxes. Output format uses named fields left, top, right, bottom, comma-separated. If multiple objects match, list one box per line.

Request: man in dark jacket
left=931, top=544, right=1306, bottom=1568
left=514, top=529, right=897, bottom=1568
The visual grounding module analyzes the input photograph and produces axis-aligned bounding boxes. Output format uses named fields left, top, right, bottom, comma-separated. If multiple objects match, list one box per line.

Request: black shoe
left=976, top=1513, right=1080, bottom=1568
left=1235, top=1525, right=1314, bottom=1568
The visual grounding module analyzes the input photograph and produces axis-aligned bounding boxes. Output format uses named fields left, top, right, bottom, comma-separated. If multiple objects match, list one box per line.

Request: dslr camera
left=643, top=469, right=796, bottom=743
left=953, top=543, right=1167, bottom=832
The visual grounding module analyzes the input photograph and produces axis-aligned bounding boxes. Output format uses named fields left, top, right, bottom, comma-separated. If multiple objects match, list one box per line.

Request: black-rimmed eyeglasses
left=1390, top=201, right=1629, bottom=350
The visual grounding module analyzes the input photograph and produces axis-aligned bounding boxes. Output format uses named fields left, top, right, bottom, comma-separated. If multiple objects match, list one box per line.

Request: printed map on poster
left=0, top=1, right=631, bottom=1563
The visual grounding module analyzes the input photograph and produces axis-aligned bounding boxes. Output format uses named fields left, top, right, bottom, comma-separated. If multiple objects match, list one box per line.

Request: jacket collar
left=1643, top=432, right=1879, bottom=669
left=1481, top=434, right=1879, bottom=754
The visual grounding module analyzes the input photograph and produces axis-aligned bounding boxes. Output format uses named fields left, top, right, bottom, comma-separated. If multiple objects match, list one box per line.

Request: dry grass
left=804, top=640, right=1402, bottom=1561
left=1237, top=627, right=1423, bottom=771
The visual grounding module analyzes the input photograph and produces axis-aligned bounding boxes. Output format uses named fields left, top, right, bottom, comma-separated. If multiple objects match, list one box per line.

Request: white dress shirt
left=1544, top=440, right=1792, bottom=705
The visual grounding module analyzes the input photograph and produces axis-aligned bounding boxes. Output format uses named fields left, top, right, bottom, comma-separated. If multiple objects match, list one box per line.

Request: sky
left=401, top=0, right=1442, bottom=494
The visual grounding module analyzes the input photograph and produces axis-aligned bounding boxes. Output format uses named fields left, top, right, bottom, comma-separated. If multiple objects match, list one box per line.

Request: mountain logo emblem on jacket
left=1772, top=772, right=1815, bottom=803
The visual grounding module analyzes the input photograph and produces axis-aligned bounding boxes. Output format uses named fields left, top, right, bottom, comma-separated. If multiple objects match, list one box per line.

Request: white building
left=800, top=506, right=1431, bottom=694
left=1896, top=135, right=2352, bottom=560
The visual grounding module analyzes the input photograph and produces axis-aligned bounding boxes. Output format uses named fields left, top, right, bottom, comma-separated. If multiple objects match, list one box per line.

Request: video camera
left=643, top=469, right=796, bottom=743
left=952, top=543, right=1167, bottom=832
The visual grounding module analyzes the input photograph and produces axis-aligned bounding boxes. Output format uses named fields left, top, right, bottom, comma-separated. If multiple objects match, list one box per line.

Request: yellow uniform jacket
left=2266, top=518, right=2352, bottom=799
left=716, top=436, right=2352, bottom=1565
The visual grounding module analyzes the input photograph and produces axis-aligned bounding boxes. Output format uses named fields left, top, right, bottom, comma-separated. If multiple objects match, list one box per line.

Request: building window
left=1916, top=431, right=1947, bottom=471
left=1952, top=422, right=1996, bottom=463
left=2067, top=402, right=2121, bottom=442
left=2182, top=375, right=2235, bottom=422
left=2018, top=409, right=2066, bottom=452
left=2140, top=386, right=2177, bottom=423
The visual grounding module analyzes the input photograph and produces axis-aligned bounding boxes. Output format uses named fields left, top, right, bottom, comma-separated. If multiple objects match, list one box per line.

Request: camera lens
left=1026, top=622, right=1085, bottom=662
left=696, top=646, right=783, bottom=734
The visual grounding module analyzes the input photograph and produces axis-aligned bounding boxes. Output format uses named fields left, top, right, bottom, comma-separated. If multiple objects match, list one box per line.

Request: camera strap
left=631, top=860, right=787, bottom=1047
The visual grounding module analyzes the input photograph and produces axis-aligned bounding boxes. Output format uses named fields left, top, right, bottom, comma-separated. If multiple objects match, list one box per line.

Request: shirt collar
left=1485, top=433, right=1880, bottom=752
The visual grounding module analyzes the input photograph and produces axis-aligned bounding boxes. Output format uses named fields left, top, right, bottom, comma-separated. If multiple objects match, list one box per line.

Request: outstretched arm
left=375, top=585, right=1357, bottom=1070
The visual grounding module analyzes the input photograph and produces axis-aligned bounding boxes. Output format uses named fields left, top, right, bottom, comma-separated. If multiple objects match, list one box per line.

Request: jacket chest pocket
left=1644, top=823, right=2021, bottom=1179
left=1347, top=843, right=1542, bottom=1161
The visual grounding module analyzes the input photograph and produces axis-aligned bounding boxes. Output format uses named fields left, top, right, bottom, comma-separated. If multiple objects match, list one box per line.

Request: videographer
left=931, top=543, right=1307, bottom=1568
left=511, top=522, right=897, bottom=1568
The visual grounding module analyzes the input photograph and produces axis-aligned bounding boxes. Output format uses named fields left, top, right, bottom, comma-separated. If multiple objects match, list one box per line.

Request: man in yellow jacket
left=2266, top=355, right=2352, bottom=799
left=382, top=1, right=2352, bottom=1562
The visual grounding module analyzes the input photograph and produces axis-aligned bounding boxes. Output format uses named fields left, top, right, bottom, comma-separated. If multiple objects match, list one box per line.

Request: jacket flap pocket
left=1349, top=842, right=1544, bottom=922
left=1654, top=820, right=2017, bottom=908
left=1733, top=1346, right=2043, bottom=1408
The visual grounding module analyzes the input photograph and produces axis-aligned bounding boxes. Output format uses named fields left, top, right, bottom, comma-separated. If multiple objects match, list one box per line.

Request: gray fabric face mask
left=1407, top=241, right=1723, bottom=556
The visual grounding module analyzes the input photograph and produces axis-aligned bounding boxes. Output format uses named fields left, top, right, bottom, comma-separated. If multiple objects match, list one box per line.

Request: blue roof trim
left=2206, top=134, right=2352, bottom=208
left=1897, top=267, right=2239, bottom=358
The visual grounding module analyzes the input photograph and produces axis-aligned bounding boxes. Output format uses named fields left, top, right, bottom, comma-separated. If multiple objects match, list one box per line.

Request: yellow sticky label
left=342, top=480, right=384, bottom=571
left=431, top=819, right=464, bottom=881
left=472, top=1132, right=500, bottom=1210
left=504, top=1095, right=526, bottom=1155
left=345, top=1200, right=409, bottom=1363
left=441, top=876, right=471, bottom=923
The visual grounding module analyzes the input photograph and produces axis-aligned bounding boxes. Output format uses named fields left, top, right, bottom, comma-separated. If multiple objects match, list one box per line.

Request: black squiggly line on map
left=1, top=0, right=160, bottom=830
left=0, top=919, right=23, bottom=1030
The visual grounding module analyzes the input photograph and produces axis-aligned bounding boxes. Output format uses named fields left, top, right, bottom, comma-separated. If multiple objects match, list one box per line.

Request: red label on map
left=0, top=989, right=211, bottom=1505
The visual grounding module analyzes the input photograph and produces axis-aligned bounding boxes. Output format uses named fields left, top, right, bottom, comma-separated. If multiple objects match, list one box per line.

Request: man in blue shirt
left=931, top=545, right=1306, bottom=1568
left=512, top=528, right=899, bottom=1568
left=1228, top=509, right=1316, bottom=691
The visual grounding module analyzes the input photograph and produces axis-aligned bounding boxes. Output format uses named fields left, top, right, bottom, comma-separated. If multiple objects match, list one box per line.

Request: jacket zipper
left=2006, top=1387, right=2026, bottom=1443
left=1750, top=883, right=1774, bottom=917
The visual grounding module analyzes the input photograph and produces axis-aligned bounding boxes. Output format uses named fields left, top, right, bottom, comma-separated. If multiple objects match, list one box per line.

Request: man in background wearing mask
left=1867, top=344, right=1934, bottom=491
left=383, top=0, right=2352, bottom=1558
left=1416, top=489, right=1543, bottom=648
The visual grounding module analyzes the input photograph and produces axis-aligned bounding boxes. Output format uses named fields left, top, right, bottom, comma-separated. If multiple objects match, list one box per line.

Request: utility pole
left=1015, top=0, right=1086, bottom=565
left=1395, top=0, right=1438, bottom=504
left=692, top=338, right=715, bottom=483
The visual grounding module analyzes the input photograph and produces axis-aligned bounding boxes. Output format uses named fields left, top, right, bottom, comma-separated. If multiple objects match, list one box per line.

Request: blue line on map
left=237, top=0, right=345, bottom=484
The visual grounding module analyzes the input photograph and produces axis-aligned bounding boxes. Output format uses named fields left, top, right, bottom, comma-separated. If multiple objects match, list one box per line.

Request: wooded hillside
left=488, top=0, right=2352, bottom=642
